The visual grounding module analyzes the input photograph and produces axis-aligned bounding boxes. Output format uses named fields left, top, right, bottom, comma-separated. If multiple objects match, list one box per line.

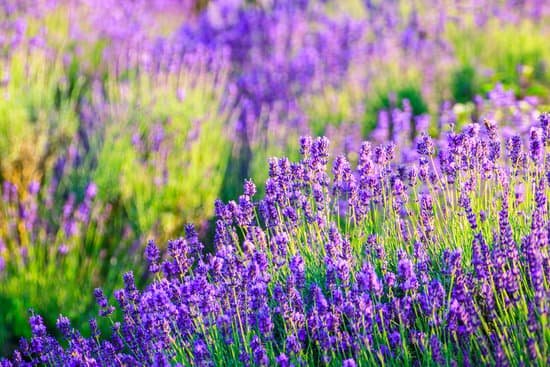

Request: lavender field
left=0, top=0, right=549, bottom=365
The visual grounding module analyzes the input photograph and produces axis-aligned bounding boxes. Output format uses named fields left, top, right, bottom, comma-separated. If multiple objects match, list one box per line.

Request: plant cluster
left=1, top=0, right=550, bottom=360
left=2, top=113, right=548, bottom=365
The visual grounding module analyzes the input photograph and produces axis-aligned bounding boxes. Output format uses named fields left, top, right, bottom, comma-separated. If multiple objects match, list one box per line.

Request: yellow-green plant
left=92, top=59, right=233, bottom=243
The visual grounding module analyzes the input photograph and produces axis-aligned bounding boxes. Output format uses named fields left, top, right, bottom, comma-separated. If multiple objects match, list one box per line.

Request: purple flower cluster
left=2, top=0, right=550, bottom=363
left=0, top=181, right=101, bottom=261
left=172, top=0, right=370, bottom=180
left=171, top=0, right=550, bottom=177
left=3, top=112, right=549, bottom=366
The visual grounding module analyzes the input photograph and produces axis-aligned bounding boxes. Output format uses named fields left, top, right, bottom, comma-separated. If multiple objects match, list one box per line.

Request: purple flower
left=529, top=127, right=543, bottom=163
left=430, top=335, right=444, bottom=365
left=243, top=179, right=257, bottom=197
left=276, top=353, right=290, bottom=367
left=28, top=181, right=40, bottom=195
left=29, top=314, right=46, bottom=338
left=94, top=288, right=115, bottom=316
left=145, top=240, right=161, bottom=273
left=417, top=132, right=435, bottom=156
left=397, top=255, right=418, bottom=292
left=250, top=335, right=268, bottom=366
left=85, top=183, right=98, bottom=200
left=342, top=358, right=356, bottom=367
left=152, top=353, right=170, bottom=367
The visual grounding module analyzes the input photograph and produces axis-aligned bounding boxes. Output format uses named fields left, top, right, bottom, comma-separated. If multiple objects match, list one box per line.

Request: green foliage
left=451, top=65, right=477, bottom=103
left=305, top=85, right=362, bottom=137
left=363, top=82, right=429, bottom=136
left=92, top=69, right=231, bottom=242
left=0, top=47, right=81, bottom=188
left=0, top=205, right=118, bottom=353
left=448, top=20, right=550, bottom=99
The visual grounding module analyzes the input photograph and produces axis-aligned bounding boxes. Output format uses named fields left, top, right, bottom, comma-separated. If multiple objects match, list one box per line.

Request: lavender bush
left=3, top=112, right=549, bottom=366
left=1, top=0, right=550, bottom=360
left=0, top=0, right=233, bottom=349
left=176, top=0, right=550, bottom=194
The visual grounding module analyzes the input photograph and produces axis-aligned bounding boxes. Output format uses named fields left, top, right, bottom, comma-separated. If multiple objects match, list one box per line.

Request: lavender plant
left=2, top=0, right=550, bottom=360
left=175, top=0, right=550, bottom=194
left=0, top=0, right=234, bottom=350
left=0, top=181, right=112, bottom=349
left=3, top=112, right=548, bottom=366
left=87, top=44, right=234, bottom=242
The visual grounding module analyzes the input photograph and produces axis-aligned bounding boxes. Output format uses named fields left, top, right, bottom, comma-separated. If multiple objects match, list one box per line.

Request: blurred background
left=0, top=0, right=549, bottom=353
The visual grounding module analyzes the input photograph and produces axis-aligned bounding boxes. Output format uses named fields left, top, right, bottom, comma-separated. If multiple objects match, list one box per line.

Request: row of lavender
left=1, top=0, right=550, bottom=356
left=3, top=112, right=549, bottom=365
left=0, top=0, right=235, bottom=349
left=178, top=0, right=550, bottom=194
